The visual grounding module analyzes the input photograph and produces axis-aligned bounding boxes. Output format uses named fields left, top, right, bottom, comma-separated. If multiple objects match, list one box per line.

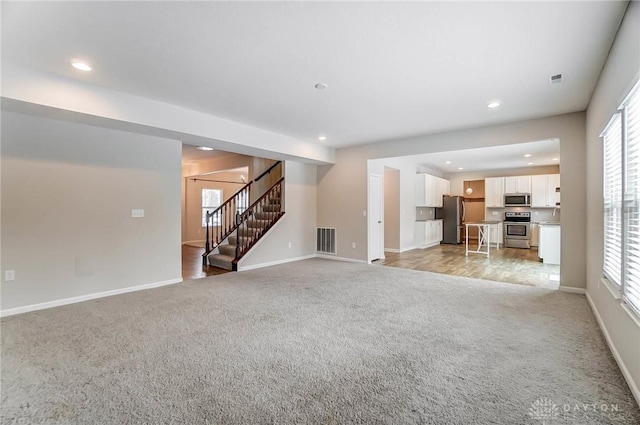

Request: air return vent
left=550, top=74, right=563, bottom=84
left=317, top=228, right=337, bottom=254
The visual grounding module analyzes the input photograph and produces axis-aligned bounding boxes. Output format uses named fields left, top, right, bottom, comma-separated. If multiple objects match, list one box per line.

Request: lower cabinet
left=488, top=223, right=503, bottom=246
left=539, top=224, right=561, bottom=265
left=415, top=220, right=443, bottom=248
left=530, top=223, right=539, bottom=247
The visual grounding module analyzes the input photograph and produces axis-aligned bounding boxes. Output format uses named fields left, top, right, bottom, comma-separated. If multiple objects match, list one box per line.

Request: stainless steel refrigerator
left=435, top=196, right=464, bottom=244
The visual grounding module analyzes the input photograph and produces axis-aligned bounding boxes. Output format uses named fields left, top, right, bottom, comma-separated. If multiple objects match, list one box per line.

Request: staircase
left=203, top=162, right=284, bottom=271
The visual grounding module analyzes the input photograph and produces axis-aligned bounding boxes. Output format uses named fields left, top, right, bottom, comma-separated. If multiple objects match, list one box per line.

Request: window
left=202, top=189, right=222, bottom=227
left=602, top=80, right=640, bottom=317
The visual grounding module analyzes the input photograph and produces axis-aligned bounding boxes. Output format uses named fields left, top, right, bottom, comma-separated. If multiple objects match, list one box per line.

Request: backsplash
left=416, top=207, right=435, bottom=220
left=485, top=206, right=561, bottom=222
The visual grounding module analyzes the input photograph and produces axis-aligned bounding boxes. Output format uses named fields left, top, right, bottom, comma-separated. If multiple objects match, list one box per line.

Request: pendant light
left=465, top=181, right=474, bottom=196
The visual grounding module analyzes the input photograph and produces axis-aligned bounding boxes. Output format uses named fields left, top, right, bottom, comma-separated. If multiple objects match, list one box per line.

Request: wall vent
left=550, top=74, right=563, bottom=84
left=317, top=228, right=337, bottom=254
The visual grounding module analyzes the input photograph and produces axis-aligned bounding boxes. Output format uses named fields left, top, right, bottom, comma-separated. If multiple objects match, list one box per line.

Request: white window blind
left=602, top=113, right=623, bottom=288
left=622, top=83, right=640, bottom=315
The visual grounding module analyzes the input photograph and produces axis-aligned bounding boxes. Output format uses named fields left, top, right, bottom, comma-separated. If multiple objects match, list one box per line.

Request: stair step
left=228, top=235, right=251, bottom=246
left=218, top=244, right=236, bottom=257
left=261, top=205, right=281, bottom=212
left=246, top=219, right=269, bottom=229
left=207, top=253, right=234, bottom=270
left=254, top=212, right=278, bottom=220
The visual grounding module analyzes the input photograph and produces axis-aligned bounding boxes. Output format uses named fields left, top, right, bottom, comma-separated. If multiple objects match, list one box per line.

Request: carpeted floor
left=2, top=259, right=639, bottom=424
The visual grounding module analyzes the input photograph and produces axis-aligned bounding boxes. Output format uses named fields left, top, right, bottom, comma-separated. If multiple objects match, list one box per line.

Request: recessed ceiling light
left=552, top=158, right=559, bottom=161
left=487, top=101, right=501, bottom=108
left=70, top=60, right=92, bottom=71
left=528, top=162, right=534, bottom=165
left=318, top=136, right=327, bottom=141
left=314, top=83, right=328, bottom=90
left=458, top=167, right=464, bottom=170
left=523, top=154, right=532, bottom=158
left=445, top=161, right=451, bottom=164
left=196, top=146, right=214, bottom=151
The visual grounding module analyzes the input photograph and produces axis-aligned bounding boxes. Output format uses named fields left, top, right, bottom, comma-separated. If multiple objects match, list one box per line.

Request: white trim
left=182, top=239, right=205, bottom=245
left=601, top=277, right=622, bottom=300
left=384, top=248, right=401, bottom=253
left=236, top=254, right=316, bottom=272
left=0, top=278, right=183, bottom=318
left=558, top=286, right=586, bottom=295
left=316, top=254, right=369, bottom=264
left=585, top=291, right=640, bottom=407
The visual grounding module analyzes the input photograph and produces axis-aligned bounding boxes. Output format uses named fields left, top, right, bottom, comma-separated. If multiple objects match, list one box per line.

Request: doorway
left=368, top=174, right=383, bottom=262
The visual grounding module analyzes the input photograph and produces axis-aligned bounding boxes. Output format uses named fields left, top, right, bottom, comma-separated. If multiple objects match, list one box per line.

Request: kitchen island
left=465, top=221, right=502, bottom=258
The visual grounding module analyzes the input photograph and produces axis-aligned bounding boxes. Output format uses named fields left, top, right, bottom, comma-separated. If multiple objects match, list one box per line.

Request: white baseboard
left=182, top=239, right=205, bottom=245
left=384, top=248, right=401, bottom=253
left=559, top=285, right=586, bottom=295
left=237, top=254, right=316, bottom=272
left=558, top=285, right=587, bottom=295
left=315, top=254, right=369, bottom=264
left=0, top=278, right=183, bottom=318
left=585, top=291, right=640, bottom=407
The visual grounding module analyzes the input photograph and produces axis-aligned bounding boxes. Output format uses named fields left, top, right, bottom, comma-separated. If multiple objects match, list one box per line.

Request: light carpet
left=2, top=259, right=639, bottom=424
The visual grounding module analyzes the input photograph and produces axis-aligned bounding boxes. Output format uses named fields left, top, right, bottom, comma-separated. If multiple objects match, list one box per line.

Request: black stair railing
left=202, top=161, right=282, bottom=265
left=232, top=177, right=285, bottom=269
left=202, top=182, right=250, bottom=264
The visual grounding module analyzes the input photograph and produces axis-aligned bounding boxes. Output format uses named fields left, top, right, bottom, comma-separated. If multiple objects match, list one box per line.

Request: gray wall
left=585, top=1, right=640, bottom=402
left=317, top=112, right=586, bottom=287
left=383, top=168, right=400, bottom=250
left=1, top=111, right=182, bottom=311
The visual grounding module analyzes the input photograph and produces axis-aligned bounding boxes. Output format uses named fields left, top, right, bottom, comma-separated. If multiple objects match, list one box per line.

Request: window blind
left=623, top=83, right=640, bottom=315
left=602, top=113, right=623, bottom=288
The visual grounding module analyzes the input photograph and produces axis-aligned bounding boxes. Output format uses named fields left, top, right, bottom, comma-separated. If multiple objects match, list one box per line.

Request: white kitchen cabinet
left=530, top=222, right=539, bottom=247
left=414, top=221, right=426, bottom=247
left=539, top=223, right=561, bottom=265
left=485, top=177, right=505, bottom=207
left=531, top=174, right=561, bottom=208
left=415, top=174, right=450, bottom=207
left=488, top=223, right=503, bottom=246
left=415, top=220, right=443, bottom=248
left=505, top=176, right=532, bottom=194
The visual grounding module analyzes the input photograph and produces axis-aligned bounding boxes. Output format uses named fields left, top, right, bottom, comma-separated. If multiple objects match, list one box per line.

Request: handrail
left=202, top=181, right=252, bottom=264
left=202, top=162, right=284, bottom=267
left=233, top=177, right=285, bottom=266
left=254, top=161, right=282, bottom=182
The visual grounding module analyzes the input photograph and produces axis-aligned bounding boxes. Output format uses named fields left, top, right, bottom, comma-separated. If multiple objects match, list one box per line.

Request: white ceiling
left=1, top=1, right=628, bottom=148
left=408, top=139, right=561, bottom=175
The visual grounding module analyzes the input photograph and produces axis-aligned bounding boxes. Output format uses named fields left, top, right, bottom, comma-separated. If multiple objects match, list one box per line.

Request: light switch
left=131, top=209, right=145, bottom=218
left=5, top=270, right=15, bottom=281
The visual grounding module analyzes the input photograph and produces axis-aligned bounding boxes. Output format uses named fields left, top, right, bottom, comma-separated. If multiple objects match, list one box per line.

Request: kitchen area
left=407, top=171, right=561, bottom=287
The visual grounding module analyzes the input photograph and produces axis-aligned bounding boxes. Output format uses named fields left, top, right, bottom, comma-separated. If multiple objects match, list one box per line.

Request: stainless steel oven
left=503, top=212, right=531, bottom=249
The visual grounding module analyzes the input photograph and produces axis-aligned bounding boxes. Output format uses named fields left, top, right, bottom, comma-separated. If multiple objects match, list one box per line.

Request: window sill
left=601, top=277, right=621, bottom=300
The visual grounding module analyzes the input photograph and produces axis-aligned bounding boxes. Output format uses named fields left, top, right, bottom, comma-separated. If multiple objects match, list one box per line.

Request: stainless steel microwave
left=504, top=193, right=531, bottom=206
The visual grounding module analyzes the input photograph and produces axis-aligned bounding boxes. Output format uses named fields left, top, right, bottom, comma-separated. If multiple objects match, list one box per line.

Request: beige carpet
left=2, top=259, right=639, bottom=424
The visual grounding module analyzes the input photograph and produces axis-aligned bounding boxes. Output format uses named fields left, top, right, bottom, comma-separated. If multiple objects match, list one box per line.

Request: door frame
left=368, top=173, right=384, bottom=262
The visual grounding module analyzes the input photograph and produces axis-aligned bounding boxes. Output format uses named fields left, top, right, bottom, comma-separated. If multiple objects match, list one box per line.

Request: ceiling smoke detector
left=314, top=83, right=328, bottom=90
left=550, top=74, right=563, bottom=84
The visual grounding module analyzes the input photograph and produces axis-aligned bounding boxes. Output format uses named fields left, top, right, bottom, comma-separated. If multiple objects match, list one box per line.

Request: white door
left=368, top=174, right=383, bottom=261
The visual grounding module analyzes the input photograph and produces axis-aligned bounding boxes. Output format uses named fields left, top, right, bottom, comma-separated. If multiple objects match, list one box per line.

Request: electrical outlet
left=535, top=211, right=539, bottom=215
left=352, top=242, right=356, bottom=249
left=5, top=270, right=15, bottom=281
left=288, top=242, right=292, bottom=248
left=131, top=209, right=144, bottom=218
left=492, top=211, right=498, bottom=216
left=362, top=210, right=367, bottom=217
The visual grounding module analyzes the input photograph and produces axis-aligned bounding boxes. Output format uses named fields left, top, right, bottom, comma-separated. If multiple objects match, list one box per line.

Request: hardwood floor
left=376, top=243, right=560, bottom=289
left=182, top=245, right=230, bottom=280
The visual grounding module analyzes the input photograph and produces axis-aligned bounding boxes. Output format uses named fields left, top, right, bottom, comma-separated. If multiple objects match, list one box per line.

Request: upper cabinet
left=415, top=174, right=450, bottom=207
left=485, top=177, right=505, bottom=207
left=504, top=175, right=532, bottom=194
left=531, top=174, right=560, bottom=208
